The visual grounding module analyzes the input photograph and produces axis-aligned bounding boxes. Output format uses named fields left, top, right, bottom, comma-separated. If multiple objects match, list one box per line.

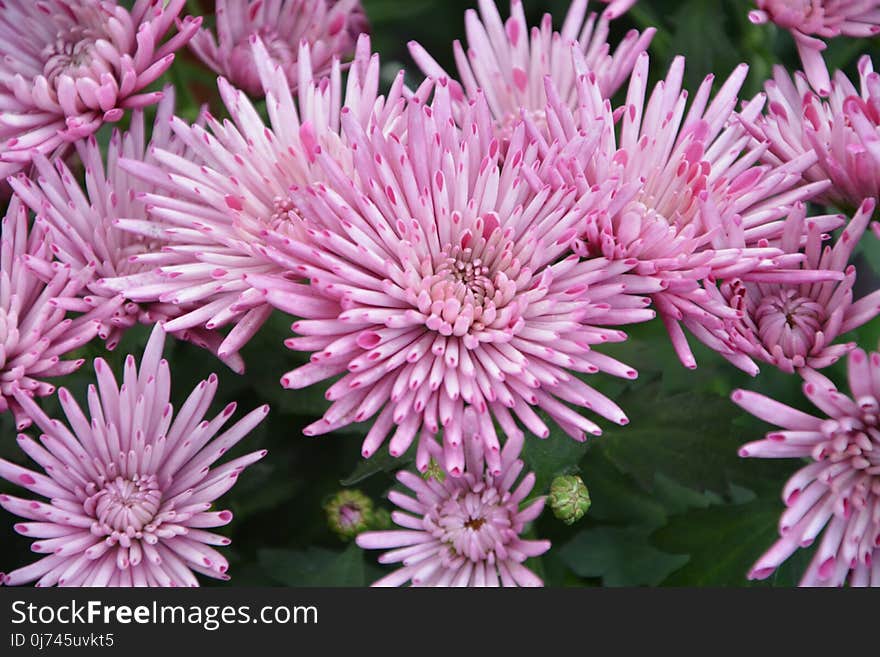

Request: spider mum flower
left=102, top=34, right=405, bottom=360
left=254, top=82, right=655, bottom=474
left=0, top=0, right=201, bottom=179
left=541, top=52, right=832, bottom=372
left=9, top=91, right=246, bottom=373
left=407, top=0, right=654, bottom=140
left=356, top=418, right=549, bottom=587
left=188, top=0, right=368, bottom=97
left=732, top=347, right=880, bottom=586
left=749, top=1, right=880, bottom=95
left=0, top=324, right=269, bottom=587
left=719, top=199, right=880, bottom=374
left=752, top=56, right=880, bottom=211
left=0, top=197, right=113, bottom=430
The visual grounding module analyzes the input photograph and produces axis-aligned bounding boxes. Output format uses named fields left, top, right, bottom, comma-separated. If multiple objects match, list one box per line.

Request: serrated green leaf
left=258, top=544, right=366, bottom=586
left=521, top=427, right=590, bottom=495
left=559, top=526, right=689, bottom=586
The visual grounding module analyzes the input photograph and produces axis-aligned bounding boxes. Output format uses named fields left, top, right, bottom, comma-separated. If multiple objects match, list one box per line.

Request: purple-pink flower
left=9, top=90, right=246, bottom=373
left=718, top=200, right=880, bottom=374
left=732, top=348, right=880, bottom=586
left=253, top=82, right=654, bottom=475
left=0, top=0, right=200, bottom=179
left=0, top=197, right=114, bottom=430
left=749, top=1, right=880, bottom=94
left=752, top=56, right=880, bottom=211
left=103, top=35, right=402, bottom=358
left=541, top=52, right=830, bottom=372
left=0, top=324, right=269, bottom=587
left=407, top=0, right=654, bottom=141
left=356, top=414, right=549, bottom=587
left=188, top=0, right=368, bottom=97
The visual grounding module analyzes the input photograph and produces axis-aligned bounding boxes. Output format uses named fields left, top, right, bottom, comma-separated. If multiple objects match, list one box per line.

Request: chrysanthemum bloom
left=103, top=34, right=406, bottom=353
left=0, top=324, right=269, bottom=587
left=599, top=0, right=638, bottom=18
left=407, top=0, right=654, bottom=140
left=253, top=82, right=655, bottom=474
left=541, top=52, right=832, bottom=372
left=0, top=0, right=201, bottom=179
left=732, top=348, right=880, bottom=586
left=357, top=417, right=549, bottom=586
left=749, top=1, right=880, bottom=95
left=188, top=0, right=367, bottom=97
left=718, top=200, right=880, bottom=374
left=0, top=197, right=115, bottom=430
left=750, top=56, right=880, bottom=211
left=9, top=91, right=247, bottom=373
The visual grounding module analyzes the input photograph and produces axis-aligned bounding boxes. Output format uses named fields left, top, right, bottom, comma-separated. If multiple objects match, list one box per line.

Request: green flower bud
left=325, top=489, right=374, bottom=541
left=548, top=475, right=591, bottom=525
left=422, top=458, right=446, bottom=483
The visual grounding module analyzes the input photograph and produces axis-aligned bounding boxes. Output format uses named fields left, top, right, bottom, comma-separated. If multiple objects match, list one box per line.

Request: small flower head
left=749, top=1, right=880, bottom=93
left=548, top=474, right=591, bottom=525
left=0, top=0, right=200, bottom=178
left=357, top=420, right=549, bottom=587
left=189, top=0, right=368, bottom=97
left=0, top=197, right=113, bottom=429
left=754, top=56, right=880, bottom=211
left=325, top=489, right=374, bottom=540
left=0, top=324, right=269, bottom=587
left=407, top=0, right=654, bottom=141
left=732, top=347, right=880, bottom=586
left=720, top=200, right=880, bottom=374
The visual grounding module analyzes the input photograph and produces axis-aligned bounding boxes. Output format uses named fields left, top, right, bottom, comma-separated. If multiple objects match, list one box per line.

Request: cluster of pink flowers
left=0, top=0, right=879, bottom=587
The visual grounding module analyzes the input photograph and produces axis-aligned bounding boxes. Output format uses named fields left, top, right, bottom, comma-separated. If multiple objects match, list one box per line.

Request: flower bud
left=548, top=475, right=591, bottom=525
left=325, top=489, right=374, bottom=540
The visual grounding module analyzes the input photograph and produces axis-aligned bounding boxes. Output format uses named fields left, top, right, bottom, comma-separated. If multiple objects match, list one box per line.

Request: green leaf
left=258, top=544, right=366, bottom=586
left=559, top=526, right=689, bottom=586
left=340, top=443, right=415, bottom=486
left=598, top=382, right=792, bottom=496
left=521, top=427, right=589, bottom=495
left=652, top=498, right=786, bottom=586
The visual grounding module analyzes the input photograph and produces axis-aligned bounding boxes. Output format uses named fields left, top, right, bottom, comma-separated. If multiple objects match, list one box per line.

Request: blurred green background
left=1, top=0, right=879, bottom=587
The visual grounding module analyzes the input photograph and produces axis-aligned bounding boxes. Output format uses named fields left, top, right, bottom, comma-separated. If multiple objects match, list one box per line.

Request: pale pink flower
left=252, top=82, right=655, bottom=475
left=0, top=324, right=269, bottom=587
left=749, top=1, right=880, bottom=95
left=732, top=348, right=880, bottom=586
left=751, top=56, right=880, bottom=211
left=599, top=0, right=638, bottom=18
left=9, top=91, right=246, bottom=373
left=541, top=52, right=831, bottom=372
left=407, top=0, right=654, bottom=140
left=0, top=0, right=201, bottom=179
left=102, top=35, right=405, bottom=358
left=188, top=0, right=368, bottom=97
left=0, top=197, right=115, bottom=430
left=357, top=417, right=549, bottom=587
left=718, top=200, right=880, bottom=374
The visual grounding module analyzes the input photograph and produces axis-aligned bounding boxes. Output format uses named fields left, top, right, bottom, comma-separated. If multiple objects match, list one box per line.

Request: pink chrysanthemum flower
left=732, top=348, right=880, bottom=586
left=718, top=200, right=880, bottom=374
left=541, top=52, right=832, bottom=372
left=252, top=82, right=655, bottom=474
left=101, top=34, right=405, bottom=355
left=407, top=0, right=654, bottom=140
left=749, top=1, right=880, bottom=95
left=0, top=197, right=114, bottom=430
left=189, top=0, right=367, bottom=97
left=751, top=56, right=880, bottom=211
left=9, top=91, right=246, bottom=373
left=0, top=0, right=201, bottom=179
left=356, top=416, right=549, bottom=587
left=0, top=324, right=269, bottom=587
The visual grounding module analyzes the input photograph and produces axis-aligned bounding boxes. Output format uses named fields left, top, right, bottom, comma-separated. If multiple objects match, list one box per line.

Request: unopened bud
left=548, top=475, right=591, bottom=525
left=325, top=489, right=374, bottom=540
